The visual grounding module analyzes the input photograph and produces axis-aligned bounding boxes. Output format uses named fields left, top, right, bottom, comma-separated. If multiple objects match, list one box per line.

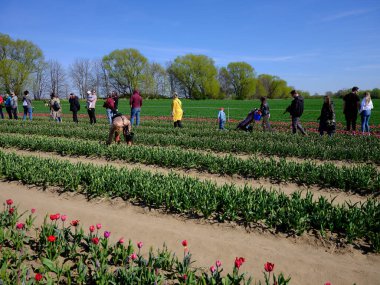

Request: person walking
left=50, top=93, right=62, bottom=122
left=10, top=92, right=18, bottom=120
left=359, top=92, right=374, bottom=135
left=285, top=90, right=306, bottom=135
left=106, top=114, right=133, bottom=145
left=86, top=90, right=97, bottom=124
left=22, top=90, right=33, bottom=121
left=130, top=89, right=143, bottom=127
left=5, top=94, right=12, bottom=119
left=218, top=107, right=226, bottom=130
left=171, top=92, right=183, bottom=128
left=260, top=97, right=271, bottom=132
left=0, top=95, right=4, bottom=119
left=104, top=93, right=116, bottom=125
left=318, top=96, right=336, bottom=137
left=69, top=93, right=80, bottom=123
left=343, top=86, right=360, bottom=131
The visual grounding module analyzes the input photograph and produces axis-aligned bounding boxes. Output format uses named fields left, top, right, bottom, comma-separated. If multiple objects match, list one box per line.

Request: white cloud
left=321, top=9, right=373, bottom=22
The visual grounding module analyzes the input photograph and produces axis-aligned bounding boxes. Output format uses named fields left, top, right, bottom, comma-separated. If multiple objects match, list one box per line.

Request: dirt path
left=0, top=182, right=379, bottom=285
left=1, top=148, right=374, bottom=205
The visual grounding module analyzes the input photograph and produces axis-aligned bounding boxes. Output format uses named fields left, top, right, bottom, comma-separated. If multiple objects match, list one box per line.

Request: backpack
left=52, top=101, right=60, bottom=111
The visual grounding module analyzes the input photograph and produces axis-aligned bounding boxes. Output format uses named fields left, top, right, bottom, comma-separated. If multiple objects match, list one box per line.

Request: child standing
left=218, top=107, right=226, bottom=130
left=260, top=97, right=271, bottom=131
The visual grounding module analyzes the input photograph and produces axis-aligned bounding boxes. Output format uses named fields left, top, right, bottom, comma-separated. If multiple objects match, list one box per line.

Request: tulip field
left=0, top=111, right=379, bottom=284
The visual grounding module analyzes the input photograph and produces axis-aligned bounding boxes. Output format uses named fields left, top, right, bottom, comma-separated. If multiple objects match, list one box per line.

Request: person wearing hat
left=343, top=86, right=360, bottom=131
left=86, top=89, right=97, bottom=124
left=106, top=114, right=133, bottom=145
left=284, top=90, right=306, bottom=135
left=171, top=92, right=183, bottom=128
left=69, top=92, right=80, bottom=123
left=217, top=107, right=226, bottom=130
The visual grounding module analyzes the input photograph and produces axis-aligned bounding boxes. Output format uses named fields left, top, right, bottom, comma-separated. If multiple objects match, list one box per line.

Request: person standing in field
left=86, top=90, right=97, bottom=124
left=10, top=92, right=18, bottom=120
left=343, top=86, right=360, bottom=131
left=130, top=89, right=143, bottom=127
left=218, top=107, right=226, bottom=130
left=22, top=90, right=33, bottom=121
left=0, top=94, right=4, bottom=119
left=50, top=93, right=62, bottom=123
left=318, top=96, right=335, bottom=137
left=285, top=90, right=306, bottom=135
left=104, top=93, right=116, bottom=125
left=260, top=97, right=271, bottom=132
left=359, top=91, right=374, bottom=135
left=112, top=91, right=119, bottom=111
left=69, top=92, right=80, bottom=123
left=106, top=114, right=133, bottom=145
left=5, top=94, right=13, bottom=119
left=171, top=92, right=183, bottom=128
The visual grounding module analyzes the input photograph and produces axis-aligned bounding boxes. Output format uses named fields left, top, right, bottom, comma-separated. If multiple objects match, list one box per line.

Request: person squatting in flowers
left=107, top=114, right=134, bottom=145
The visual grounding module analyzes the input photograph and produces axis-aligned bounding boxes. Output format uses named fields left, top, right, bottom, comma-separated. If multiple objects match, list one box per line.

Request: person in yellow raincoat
left=171, top=92, right=183, bottom=128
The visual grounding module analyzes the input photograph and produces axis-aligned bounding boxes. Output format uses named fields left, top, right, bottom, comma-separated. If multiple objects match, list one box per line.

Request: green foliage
left=226, top=62, right=257, bottom=100
left=0, top=33, right=44, bottom=95
left=256, top=74, right=291, bottom=98
left=102, top=48, right=148, bottom=95
left=168, top=54, right=220, bottom=99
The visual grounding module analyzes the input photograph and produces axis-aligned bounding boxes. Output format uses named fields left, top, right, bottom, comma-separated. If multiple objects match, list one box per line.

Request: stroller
left=236, top=109, right=261, bottom=132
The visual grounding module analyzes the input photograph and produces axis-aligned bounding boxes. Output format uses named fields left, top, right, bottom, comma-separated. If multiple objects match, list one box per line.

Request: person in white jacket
left=359, top=92, right=374, bottom=134
left=86, top=90, right=97, bottom=124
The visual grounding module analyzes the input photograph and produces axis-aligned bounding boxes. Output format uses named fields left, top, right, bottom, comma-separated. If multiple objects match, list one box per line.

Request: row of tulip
left=0, top=151, right=379, bottom=251
left=0, top=119, right=378, bottom=163
left=0, top=133, right=378, bottom=193
left=1, top=199, right=291, bottom=285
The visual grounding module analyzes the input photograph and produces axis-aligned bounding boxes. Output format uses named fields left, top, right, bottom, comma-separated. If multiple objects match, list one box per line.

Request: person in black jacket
left=343, top=86, right=360, bottom=131
left=318, top=96, right=335, bottom=137
left=69, top=93, right=80, bottom=123
left=285, top=90, right=306, bottom=135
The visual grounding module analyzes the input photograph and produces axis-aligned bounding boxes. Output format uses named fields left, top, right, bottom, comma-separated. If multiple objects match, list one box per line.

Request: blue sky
left=1, top=0, right=379, bottom=94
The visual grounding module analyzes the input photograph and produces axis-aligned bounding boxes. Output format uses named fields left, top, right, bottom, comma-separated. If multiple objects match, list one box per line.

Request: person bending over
left=107, top=114, right=134, bottom=145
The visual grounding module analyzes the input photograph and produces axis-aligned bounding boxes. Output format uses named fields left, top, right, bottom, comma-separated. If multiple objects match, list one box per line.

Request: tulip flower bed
left=0, top=199, right=292, bottom=284
left=0, top=133, right=379, bottom=193
left=0, top=120, right=379, bottom=163
left=0, top=151, right=379, bottom=252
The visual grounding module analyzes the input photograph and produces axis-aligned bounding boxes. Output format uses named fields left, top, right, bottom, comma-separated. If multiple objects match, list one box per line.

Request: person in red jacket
left=130, top=89, right=143, bottom=127
left=104, top=93, right=116, bottom=125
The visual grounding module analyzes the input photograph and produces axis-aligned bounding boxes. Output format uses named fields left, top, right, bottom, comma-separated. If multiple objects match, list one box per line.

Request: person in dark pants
left=112, top=91, right=119, bottom=111
left=86, top=90, right=97, bottom=124
left=5, top=94, right=12, bottom=119
left=285, top=90, right=306, bottom=135
left=343, top=86, right=360, bottom=131
left=318, top=96, right=335, bottom=137
left=10, top=92, right=18, bottom=120
left=0, top=94, right=4, bottom=119
left=69, top=93, right=80, bottom=123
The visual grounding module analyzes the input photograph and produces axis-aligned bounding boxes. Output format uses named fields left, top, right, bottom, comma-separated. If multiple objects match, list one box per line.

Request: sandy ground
left=0, top=181, right=379, bottom=285
left=1, top=148, right=375, bottom=205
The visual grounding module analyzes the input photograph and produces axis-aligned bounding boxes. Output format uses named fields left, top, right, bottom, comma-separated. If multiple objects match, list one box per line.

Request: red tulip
left=50, top=214, right=58, bottom=221
left=137, top=241, right=143, bottom=249
left=55, top=213, right=60, bottom=220
left=216, top=260, right=222, bottom=267
left=89, top=225, right=95, bottom=232
left=35, top=273, right=43, bottom=281
left=234, top=257, right=245, bottom=269
left=47, top=235, right=56, bottom=242
left=16, top=223, right=25, bottom=230
left=210, top=265, right=216, bottom=273
left=71, top=220, right=79, bottom=226
left=130, top=253, right=137, bottom=260
left=324, top=283, right=332, bottom=285
left=61, top=215, right=67, bottom=222
left=9, top=207, right=14, bottom=214
left=118, top=238, right=125, bottom=244
left=182, top=240, right=188, bottom=247
left=96, top=223, right=102, bottom=230
left=264, top=262, right=274, bottom=272
left=92, top=237, right=99, bottom=245
left=6, top=199, right=13, bottom=205
left=31, top=208, right=36, bottom=214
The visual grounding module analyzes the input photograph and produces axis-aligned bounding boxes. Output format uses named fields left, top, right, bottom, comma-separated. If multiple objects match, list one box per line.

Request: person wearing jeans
left=359, top=92, right=374, bottom=135
left=22, top=90, right=33, bottom=121
left=10, top=92, right=18, bottom=120
left=130, top=89, right=143, bottom=126
left=104, top=94, right=116, bottom=125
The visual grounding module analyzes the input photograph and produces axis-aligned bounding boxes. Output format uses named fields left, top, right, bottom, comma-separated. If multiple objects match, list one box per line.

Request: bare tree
left=93, top=59, right=110, bottom=97
left=47, top=60, right=67, bottom=98
left=30, top=61, right=48, bottom=99
left=69, top=58, right=93, bottom=99
left=145, top=62, right=170, bottom=97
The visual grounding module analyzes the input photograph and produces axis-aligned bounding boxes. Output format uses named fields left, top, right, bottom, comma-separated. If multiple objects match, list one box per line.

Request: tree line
left=0, top=33, right=378, bottom=100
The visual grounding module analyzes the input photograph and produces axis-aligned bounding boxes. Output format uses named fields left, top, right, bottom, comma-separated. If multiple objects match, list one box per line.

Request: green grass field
left=29, top=98, right=379, bottom=124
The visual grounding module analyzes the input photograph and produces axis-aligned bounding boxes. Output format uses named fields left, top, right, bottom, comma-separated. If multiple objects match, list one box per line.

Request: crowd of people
left=0, top=86, right=375, bottom=144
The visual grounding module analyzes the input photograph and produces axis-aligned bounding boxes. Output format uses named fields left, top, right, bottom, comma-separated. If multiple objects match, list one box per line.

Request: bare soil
left=0, top=181, right=379, bottom=285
